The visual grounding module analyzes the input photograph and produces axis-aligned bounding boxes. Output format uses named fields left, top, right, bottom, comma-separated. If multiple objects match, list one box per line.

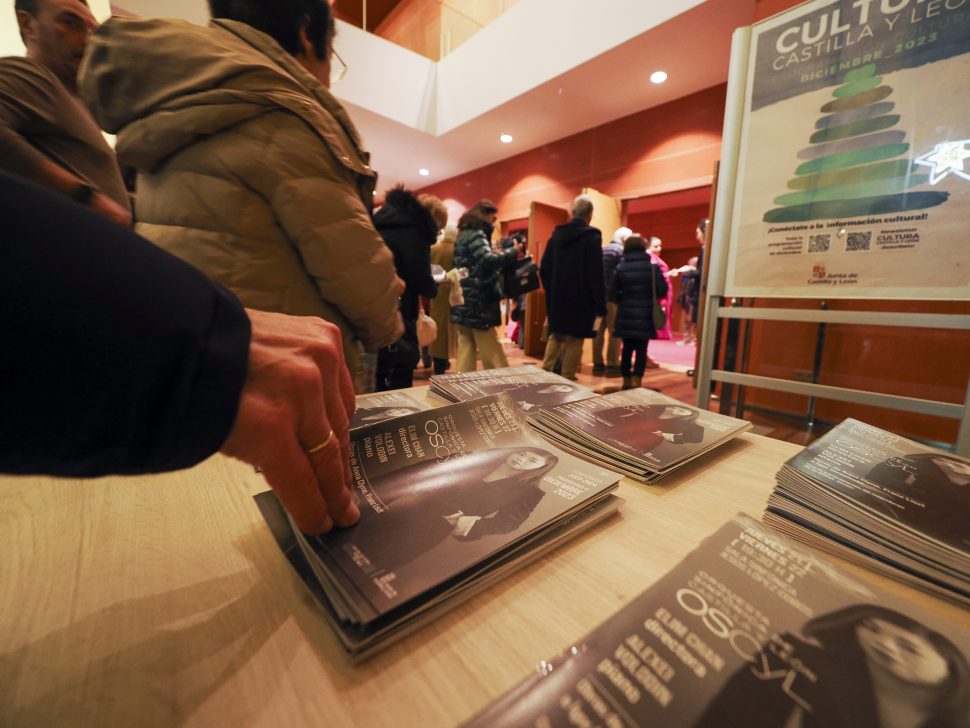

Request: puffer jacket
left=609, top=249, right=668, bottom=340
left=373, top=187, right=437, bottom=324
left=80, top=17, right=403, bottom=380
left=450, top=228, right=516, bottom=330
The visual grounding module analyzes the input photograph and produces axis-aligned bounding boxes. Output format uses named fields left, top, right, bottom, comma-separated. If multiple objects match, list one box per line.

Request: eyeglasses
left=330, top=48, right=347, bottom=84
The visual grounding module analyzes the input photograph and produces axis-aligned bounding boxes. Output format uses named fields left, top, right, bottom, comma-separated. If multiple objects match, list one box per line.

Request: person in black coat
left=373, top=186, right=446, bottom=390
left=608, top=235, right=669, bottom=389
left=539, top=195, right=606, bottom=380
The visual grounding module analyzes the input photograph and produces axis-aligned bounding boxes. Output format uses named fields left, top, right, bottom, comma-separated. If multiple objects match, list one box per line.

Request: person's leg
left=476, top=327, right=510, bottom=369
left=456, top=325, right=478, bottom=372
left=375, top=346, right=393, bottom=391
left=592, top=317, right=606, bottom=372
left=541, top=333, right=564, bottom=372
left=632, top=339, right=647, bottom=388
left=560, top=336, right=584, bottom=380
left=621, top=339, right=634, bottom=389
left=605, top=302, right=621, bottom=374
left=432, top=357, right=449, bottom=375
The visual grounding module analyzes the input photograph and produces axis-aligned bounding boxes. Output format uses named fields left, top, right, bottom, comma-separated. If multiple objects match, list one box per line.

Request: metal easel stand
left=697, top=305, right=970, bottom=456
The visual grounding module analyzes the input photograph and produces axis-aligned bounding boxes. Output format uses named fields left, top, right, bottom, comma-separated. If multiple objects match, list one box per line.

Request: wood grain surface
left=1, top=388, right=965, bottom=727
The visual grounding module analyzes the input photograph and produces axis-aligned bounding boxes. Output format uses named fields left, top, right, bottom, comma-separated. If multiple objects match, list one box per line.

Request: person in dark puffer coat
left=450, top=211, right=522, bottom=371
left=373, top=186, right=446, bottom=390
left=609, top=235, right=668, bottom=390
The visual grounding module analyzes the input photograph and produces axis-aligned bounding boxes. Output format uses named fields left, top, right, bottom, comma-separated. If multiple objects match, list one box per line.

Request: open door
left=524, top=201, right=568, bottom=358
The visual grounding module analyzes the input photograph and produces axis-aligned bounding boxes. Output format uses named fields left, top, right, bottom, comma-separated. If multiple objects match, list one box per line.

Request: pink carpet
left=649, top=334, right=697, bottom=369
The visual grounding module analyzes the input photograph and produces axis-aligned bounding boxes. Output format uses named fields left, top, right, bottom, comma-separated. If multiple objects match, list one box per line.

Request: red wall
left=416, top=0, right=969, bottom=446
left=417, top=84, right=727, bottom=222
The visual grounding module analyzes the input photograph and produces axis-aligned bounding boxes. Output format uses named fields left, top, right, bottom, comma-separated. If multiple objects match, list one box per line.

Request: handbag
left=651, top=264, right=667, bottom=331
left=506, top=256, right=540, bottom=298
left=416, top=309, right=438, bottom=347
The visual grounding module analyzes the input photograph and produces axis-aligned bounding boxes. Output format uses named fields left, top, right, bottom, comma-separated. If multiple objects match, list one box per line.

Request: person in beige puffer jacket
left=79, top=2, right=403, bottom=391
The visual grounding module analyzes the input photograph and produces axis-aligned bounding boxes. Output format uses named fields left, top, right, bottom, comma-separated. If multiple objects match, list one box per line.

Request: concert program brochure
left=463, top=514, right=970, bottom=728
left=351, top=390, right=430, bottom=430
left=256, top=393, right=623, bottom=660
left=430, top=365, right=595, bottom=415
left=531, top=389, right=752, bottom=483
left=765, top=419, right=970, bottom=606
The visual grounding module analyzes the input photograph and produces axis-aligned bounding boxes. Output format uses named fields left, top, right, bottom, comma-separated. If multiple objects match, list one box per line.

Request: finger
left=260, top=437, right=333, bottom=534
left=321, top=371, right=353, bottom=492
left=306, top=432, right=358, bottom=528
left=322, top=320, right=356, bottom=424
left=296, top=363, right=357, bottom=529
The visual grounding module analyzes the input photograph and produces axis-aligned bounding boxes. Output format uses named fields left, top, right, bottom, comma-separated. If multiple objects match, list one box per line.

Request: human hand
left=221, top=309, right=359, bottom=534
left=89, top=191, right=133, bottom=228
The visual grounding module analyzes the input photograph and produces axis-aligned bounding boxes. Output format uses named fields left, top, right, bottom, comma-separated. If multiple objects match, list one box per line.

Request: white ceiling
left=96, top=0, right=757, bottom=193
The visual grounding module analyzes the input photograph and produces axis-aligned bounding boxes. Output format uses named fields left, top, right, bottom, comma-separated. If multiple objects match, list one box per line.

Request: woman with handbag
left=608, top=235, right=668, bottom=390
left=450, top=211, right=522, bottom=371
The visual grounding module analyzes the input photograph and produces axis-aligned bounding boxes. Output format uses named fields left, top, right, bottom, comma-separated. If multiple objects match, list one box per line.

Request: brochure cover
left=432, top=368, right=595, bottom=415
left=463, top=514, right=970, bottom=727
left=260, top=394, right=621, bottom=631
left=351, top=391, right=430, bottom=430
left=776, top=419, right=970, bottom=554
left=535, top=389, right=752, bottom=476
left=768, top=419, right=969, bottom=604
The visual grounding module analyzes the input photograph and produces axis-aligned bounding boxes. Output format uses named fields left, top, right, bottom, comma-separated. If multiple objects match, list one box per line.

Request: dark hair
left=15, top=0, right=40, bottom=15
left=803, top=604, right=970, bottom=723
left=208, top=0, right=333, bottom=58
left=697, top=218, right=709, bottom=235
left=624, top=235, right=646, bottom=253
left=470, top=199, right=498, bottom=217
left=457, top=210, right=489, bottom=232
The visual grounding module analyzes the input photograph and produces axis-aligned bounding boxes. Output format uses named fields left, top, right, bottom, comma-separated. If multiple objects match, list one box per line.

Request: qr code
left=846, top=232, right=871, bottom=252
left=808, top=234, right=830, bottom=253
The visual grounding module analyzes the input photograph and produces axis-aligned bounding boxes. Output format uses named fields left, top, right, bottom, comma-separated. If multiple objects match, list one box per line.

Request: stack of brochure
left=531, top=388, right=752, bottom=483
left=351, top=390, right=430, bottom=430
left=256, top=394, right=623, bottom=660
left=463, top=514, right=970, bottom=727
left=766, top=418, right=970, bottom=606
left=430, top=365, right=595, bottom=416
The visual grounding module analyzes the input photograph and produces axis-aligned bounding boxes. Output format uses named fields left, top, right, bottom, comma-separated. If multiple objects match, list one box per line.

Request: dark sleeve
left=586, top=232, right=606, bottom=316
left=608, top=265, right=621, bottom=303
left=0, top=172, right=251, bottom=476
left=476, top=240, right=516, bottom=273
left=652, top=263, right=669, bottom=300
left=377, top=223, right=437, bottom=300
left=463, top=486, right=544, bottom=539
left=539, top=239, right=555, bottom=293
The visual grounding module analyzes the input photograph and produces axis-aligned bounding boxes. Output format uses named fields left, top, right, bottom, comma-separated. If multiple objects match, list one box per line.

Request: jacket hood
left=553, top=218, right=596, bottom=248
left=80, top=17, right=370, bottom=174
left=374, top=187, right=438, bottom=242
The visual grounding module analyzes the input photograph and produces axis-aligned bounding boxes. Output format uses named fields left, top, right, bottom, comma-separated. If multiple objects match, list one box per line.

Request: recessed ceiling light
left=650, top=70, right=668, bottom=84
left=418, top=168, right=430, bottom=176
left=500, top=133, right=513, bottom=144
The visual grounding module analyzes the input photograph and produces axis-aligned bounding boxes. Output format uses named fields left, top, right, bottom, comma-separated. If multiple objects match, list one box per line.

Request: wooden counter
left=1, top=388, right=965, bottom=726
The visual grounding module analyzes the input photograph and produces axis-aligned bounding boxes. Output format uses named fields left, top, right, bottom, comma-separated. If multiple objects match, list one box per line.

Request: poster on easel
left=725, top=0, right=970, bottom=300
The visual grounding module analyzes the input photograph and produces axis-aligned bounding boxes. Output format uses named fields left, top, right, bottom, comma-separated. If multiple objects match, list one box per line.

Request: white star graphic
left=914, top=140, right=970, bottom=185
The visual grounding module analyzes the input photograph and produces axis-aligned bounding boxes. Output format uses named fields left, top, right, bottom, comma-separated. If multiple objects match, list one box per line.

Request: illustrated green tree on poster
left=764, top=64, right=949, bottom=223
